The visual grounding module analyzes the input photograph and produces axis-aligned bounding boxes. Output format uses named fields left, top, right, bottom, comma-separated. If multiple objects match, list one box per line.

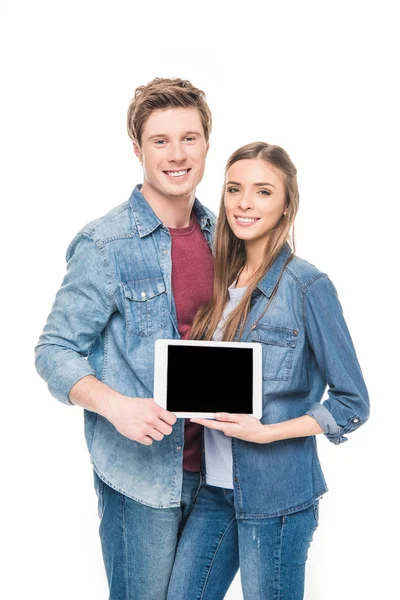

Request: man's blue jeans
left=93, top=469, right=201, bottom=599
left=167, top=482, right=319, bottom=600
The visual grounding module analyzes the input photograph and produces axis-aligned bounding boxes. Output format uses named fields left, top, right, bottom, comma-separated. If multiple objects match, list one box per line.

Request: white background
left=1, top=1, right=399, bottom=598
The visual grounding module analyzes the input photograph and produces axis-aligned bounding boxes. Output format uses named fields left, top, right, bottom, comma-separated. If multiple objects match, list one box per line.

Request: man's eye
left=155, top=140, right=166, bottom=145
left=185, top=137, right=196, bottom=142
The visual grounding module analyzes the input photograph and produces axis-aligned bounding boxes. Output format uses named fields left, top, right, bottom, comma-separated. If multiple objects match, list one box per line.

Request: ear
left=205, top=141, right=210, bottom=156
left=133, top=143, right=143, bottom=165
left=283, top=204, right=289, bottom=216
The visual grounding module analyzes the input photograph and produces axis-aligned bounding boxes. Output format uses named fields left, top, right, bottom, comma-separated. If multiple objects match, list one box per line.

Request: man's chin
left=163, top=182, right=197, bottom=198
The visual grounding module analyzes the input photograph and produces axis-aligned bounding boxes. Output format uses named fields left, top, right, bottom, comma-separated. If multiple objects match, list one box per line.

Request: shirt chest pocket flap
left=123, top=276, right=167, bottom=337
left=251, top=324, right=298, bottom=381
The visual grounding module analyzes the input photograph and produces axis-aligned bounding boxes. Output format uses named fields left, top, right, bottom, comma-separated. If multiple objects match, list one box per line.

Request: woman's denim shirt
left=35, top=185, right=369, bottom=517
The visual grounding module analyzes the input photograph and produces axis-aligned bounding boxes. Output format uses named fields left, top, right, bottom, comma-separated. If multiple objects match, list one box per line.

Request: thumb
left=215, top=412, right=241, bottom=423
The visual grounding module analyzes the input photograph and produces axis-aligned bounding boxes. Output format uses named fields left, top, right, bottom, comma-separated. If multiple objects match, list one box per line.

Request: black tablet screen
left=166, top=345, right=253, bottom=413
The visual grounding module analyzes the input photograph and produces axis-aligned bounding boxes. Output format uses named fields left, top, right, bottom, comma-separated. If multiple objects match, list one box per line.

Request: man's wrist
left=69, top=375, right=118, bottom=419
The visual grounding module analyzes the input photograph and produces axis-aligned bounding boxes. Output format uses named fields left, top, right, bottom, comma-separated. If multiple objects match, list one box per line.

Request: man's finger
left=158, top=408, right=177, bottom=426
left=149, top=428, right=164, bottom=442
left=139, top=435, right=153, bottom=446
left=155, top=421, right=173, bottom=436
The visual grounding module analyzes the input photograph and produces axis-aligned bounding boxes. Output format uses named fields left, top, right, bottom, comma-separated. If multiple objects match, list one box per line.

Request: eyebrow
left=226, top=181, right=276, bottom=188
left=148, top=130, right=202, bottom=141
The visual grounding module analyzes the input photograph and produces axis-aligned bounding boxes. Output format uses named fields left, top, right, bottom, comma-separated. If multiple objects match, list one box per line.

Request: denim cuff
left=306, top=402, right=341, bottom=436
left=47, top=356, right=96, bottom=405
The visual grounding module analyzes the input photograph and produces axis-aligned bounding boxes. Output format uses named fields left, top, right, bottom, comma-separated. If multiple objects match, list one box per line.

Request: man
left=35, top=77, right=216, bottom=599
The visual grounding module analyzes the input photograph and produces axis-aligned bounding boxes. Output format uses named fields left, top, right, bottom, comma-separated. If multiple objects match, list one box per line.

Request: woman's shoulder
left=285, top=253, right=329, bottom=292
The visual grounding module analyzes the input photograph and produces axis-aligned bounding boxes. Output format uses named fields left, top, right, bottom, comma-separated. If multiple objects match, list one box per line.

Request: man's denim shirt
left=35, top=184, right=369, bottom=517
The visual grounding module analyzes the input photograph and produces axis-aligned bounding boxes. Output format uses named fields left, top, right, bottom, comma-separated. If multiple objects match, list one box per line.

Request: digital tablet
left=154, top=339, right=263, bottom=419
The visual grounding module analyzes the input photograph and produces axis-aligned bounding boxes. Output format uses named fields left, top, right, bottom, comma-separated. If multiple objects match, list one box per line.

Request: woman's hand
left=190, top=413, right=276, bottom=444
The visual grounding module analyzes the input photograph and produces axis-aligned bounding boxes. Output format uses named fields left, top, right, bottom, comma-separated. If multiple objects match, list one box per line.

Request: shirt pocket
left=123, top=276, right=168, bottom=337
left=250, top=324, right=298, bottom=381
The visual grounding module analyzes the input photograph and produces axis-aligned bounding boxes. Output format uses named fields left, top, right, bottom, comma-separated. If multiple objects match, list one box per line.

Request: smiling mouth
left=163, top=169, right=191, bottom=178
left=235, top=216, right=260, bottom=225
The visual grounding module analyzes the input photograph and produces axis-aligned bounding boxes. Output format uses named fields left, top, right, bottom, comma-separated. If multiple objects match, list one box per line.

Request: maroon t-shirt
left=168, top=213, right=214, bottom=471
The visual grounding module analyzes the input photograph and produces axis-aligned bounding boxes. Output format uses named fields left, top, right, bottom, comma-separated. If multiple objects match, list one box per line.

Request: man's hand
left=104, top=395, right=177, bottom=445
left=190, top=413, right=275, bottom=444
left=69, top=376, right=177, bottom=445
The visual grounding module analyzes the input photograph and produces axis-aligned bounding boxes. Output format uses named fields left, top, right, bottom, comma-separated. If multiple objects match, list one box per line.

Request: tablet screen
left=166, top=344, right=253, bottom=413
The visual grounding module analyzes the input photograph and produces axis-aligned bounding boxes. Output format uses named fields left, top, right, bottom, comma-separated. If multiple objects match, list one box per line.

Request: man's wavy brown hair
left=127, top=77, right=212, bottom=147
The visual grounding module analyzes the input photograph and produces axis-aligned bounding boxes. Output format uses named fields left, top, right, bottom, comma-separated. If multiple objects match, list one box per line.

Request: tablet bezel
left=154, top=338, right=263, bottom=419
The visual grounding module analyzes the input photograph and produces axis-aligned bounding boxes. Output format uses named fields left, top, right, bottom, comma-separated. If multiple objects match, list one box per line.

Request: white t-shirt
left=204, top=281, right=248, bottom=489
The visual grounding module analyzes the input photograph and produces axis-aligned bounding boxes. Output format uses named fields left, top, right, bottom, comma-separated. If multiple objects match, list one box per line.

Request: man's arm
left=35, top=233, right=176, bottom=444
left=70, top=375, right=176, bottom=445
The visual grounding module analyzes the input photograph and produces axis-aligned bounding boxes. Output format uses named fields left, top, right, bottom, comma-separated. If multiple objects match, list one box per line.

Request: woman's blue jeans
left=94, top=469, right=201, bottom=600
left=167, top=482, right=319, bottom=600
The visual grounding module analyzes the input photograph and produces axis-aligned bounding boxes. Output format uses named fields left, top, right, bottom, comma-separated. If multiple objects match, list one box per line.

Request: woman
left=166, top=142, right=369, bottom=600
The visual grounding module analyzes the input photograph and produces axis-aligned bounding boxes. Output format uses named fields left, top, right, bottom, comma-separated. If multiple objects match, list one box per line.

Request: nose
left=167, top=141, right=186, bottom=164
left=237, top=192, right=253, bottom=212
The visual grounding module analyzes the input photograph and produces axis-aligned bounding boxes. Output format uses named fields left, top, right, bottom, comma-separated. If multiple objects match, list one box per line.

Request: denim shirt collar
left=129, top=184, right=213, bottom=238
left=256, top=242, right=293, bottom=298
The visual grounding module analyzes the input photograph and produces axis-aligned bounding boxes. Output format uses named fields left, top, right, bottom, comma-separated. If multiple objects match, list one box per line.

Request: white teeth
left=236, top=217, right=258, bottom=223
left=166, top=170, right=188, bottom=177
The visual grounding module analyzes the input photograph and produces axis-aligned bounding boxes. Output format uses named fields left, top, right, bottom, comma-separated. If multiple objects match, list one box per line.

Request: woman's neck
left=237, top=238, right=267, bottom=286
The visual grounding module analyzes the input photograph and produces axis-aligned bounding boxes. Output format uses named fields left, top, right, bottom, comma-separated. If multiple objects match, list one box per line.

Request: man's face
left=135, top=107, right=209, bottom=199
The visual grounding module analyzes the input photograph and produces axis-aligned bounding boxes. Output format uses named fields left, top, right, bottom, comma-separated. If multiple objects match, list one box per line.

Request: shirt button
left=162, top=250, right=168, bottom=255
left=293, top=329, right=298, bottom=336
left=141, top=292, right=147, bottom=298
left=234, top=476, right=239, bottom=482
left=176, top=446, right=182, bottom=451
left=353, top=418, right=359, bottom=423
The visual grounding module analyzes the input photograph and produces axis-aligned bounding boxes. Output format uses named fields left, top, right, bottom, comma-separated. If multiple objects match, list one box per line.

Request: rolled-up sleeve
left=304, top=275, right=369, bottom=445
left=34, top=233, right=116, bottom=405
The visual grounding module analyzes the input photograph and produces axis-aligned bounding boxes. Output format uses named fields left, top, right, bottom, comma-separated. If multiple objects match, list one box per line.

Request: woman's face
left=224, top=159, right=287, bottom=244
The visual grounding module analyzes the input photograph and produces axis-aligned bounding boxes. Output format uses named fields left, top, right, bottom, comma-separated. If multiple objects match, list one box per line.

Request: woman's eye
left=258, top=189, right=271, bottom=196
left=227, top=187, right=239, bottom=193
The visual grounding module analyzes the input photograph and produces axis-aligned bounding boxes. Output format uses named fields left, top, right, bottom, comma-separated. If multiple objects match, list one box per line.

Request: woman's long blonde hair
left=190, top=142, right=299, bottom=342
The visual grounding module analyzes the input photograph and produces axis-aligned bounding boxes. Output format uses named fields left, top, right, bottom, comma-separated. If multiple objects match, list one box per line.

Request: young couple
left=35, top=77, right=369, bottom=599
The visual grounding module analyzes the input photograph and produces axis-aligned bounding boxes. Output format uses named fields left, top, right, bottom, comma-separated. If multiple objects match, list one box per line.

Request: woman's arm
left=190, top=413, right=323, bottom=444
left=191, top=275, right=369, bottom=445
left=303, top=275, right=370, bottom=444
